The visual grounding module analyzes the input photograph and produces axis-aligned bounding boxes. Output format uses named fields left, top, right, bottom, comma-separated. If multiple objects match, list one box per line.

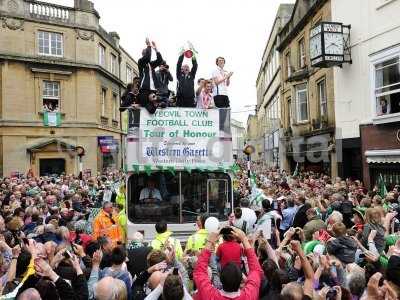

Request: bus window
left=128, top=172, right=179, bottom=223
left=181, top=172, right=232, bottom=222
left=128, top=171, right=232, bottom=224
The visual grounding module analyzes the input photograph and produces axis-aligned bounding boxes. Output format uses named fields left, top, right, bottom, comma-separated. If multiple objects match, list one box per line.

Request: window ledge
left=373, top=112, right=400, bottom=124
left=38, top=111, right=65, bottom=116
left=293, top=120, right=310, bottom=126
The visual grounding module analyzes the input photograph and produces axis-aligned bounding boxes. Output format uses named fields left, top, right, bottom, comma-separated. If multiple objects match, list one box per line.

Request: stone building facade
left=0, top=0, right=138, bottom=176
left=278, top=0, right=337, bottom=177
left=256, top=4, right=294, bottom=168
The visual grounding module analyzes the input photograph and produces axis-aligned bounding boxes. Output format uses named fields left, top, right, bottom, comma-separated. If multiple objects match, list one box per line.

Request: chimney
left=109, top=32, right=120, bottom=48
left=74, top=0, right=95, bottom=11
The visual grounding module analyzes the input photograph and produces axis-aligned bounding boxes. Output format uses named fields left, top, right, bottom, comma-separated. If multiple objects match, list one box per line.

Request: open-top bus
left=125, top=107, right=234, bottom=241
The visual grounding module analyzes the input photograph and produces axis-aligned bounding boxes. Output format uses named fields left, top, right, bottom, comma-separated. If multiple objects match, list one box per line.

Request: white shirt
left=241, top=207, right=257, bottom=233
left=212, top=67, right=229, bottom=96
left=139, top=187, right=162, bottom=201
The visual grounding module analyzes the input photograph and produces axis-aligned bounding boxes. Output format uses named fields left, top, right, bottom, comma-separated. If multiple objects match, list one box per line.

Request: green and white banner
left=43, top=111, right=61, bottom=127
left=126, top=108, right=233, bottom=170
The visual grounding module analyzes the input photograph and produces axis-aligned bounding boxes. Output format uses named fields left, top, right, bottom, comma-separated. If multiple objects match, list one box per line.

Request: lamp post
left=75, top=146, right=85, bottom=181
left=243, top=144, right=255, bottom=188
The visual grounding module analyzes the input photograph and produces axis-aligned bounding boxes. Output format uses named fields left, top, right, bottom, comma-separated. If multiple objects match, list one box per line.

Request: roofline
left=256, top=3, right=294, bottom=84
left=277, top=0, right=328, bottom=52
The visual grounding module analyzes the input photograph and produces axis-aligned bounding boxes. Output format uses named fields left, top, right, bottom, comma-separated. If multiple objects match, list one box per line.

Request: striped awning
left=365, top=149, right=400, bottom=164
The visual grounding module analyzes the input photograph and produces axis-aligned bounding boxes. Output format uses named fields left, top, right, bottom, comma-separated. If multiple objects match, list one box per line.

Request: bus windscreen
left=127, top=171, right=232, bottom=224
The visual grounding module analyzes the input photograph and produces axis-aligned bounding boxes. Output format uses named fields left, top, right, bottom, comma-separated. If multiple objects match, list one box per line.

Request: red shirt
left=216, top=240, right=242, bottom=268
left=194, top=248, right=263, bottom=300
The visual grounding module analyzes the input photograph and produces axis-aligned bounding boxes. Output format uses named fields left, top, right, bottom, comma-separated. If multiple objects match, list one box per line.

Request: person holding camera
left=176, top=51, right=198, bottom=107
left=156, top=61, right=173, bottom=106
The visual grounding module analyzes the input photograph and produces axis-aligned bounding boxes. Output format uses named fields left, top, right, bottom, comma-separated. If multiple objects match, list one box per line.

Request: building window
left=43, top=81, right=60, bottom=112
left=287, top=97, right=292, bottom=126
left=295, top=83, right=308, bottom=122
left=99, top=44, right=106, bottom=67
left=126, top=64, right=133, bottom=84
left=110, top=53, right=117, bottom=75
left=374, top=57, right=400, bottom=116
left=318, top=79, right=327, bottom=117
left=286, top=52, right=292, bottom=78
left=112, top=93, right=118, bottom=120
left=298, top=38, right=306, bottom=68
left=38, top=31, right=63, bottom=57
left=101, top=88, right=106, bottom=116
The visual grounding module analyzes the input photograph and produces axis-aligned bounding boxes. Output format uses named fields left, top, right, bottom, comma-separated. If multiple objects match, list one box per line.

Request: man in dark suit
left=176, top=52, right=198, bottom=107
left=137, top=39, right=164, bottom=113
left=292, top=194, right=311, bottom=229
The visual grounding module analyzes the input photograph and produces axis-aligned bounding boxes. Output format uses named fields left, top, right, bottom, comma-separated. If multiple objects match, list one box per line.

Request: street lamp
left=75, top=146, right=85, bottom=180
left=243, top=144, right=255, bottom=188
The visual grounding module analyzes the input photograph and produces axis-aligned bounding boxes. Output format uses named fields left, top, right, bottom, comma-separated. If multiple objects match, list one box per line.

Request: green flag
left=293, top=162, right=299, bottom=177
left=132, top=165, right=140, bottom=174
left=43, top=111, right=61, bottom=127
left=166, top=166, right=176, bottom=176
left=197, top=166, right=205, bottom=172
left=156, top=166, right=164, bottom=172
left=144, top=165, right=152, bottom=176
left=230, top=163, right=240, bottom=174
left=217, top=166, right=226, bottom=173
left=250, top=172, right=257, bottom=187
left=378, top=173, right=388, bottom=198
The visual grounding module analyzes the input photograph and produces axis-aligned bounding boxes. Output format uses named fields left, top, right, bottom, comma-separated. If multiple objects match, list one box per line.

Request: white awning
left=365, top=149, right=400, bottom=164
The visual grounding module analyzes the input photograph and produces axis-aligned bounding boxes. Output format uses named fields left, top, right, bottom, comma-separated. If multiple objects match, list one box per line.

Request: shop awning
left=365, top=149, right=400, bottom=164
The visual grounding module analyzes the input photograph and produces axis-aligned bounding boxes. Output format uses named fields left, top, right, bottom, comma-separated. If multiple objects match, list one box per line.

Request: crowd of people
left=120, top=39, right=233, bottom=114
left=1, top=164, right=400, bottom=299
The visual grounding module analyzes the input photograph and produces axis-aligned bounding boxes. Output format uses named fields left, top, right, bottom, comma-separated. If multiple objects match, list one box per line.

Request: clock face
left=310, top=34, right=322, bottom=59
left=324, top=32, right=344, bottom=55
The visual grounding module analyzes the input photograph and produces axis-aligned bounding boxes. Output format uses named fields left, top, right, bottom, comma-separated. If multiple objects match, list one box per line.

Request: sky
left=43, top=0, right=295, bottom=125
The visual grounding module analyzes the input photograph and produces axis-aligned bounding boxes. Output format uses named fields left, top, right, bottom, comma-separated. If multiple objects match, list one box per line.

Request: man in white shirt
left=139, top=177, right=163, bottom=204
left=239, top=198, right=257, bottom=234
left=212, top=57, right=233, bottom=108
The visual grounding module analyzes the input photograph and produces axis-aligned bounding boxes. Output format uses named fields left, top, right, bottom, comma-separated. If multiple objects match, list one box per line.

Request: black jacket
left=138, top=46, right=163, bottom=91
left=119, top=92, right=138, bottom=112
left=156, top=70, right=173, bottom=95
left=127, top=246, right=153, bottom=277
left=326, top=236, right=357, bottom=264
left=176, top=54, right=198, bottom=100
left=292, top=203, right=311, bottom=229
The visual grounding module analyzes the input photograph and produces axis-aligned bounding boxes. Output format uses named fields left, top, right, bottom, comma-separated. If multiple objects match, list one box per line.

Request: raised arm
left=291, top=240, right=314, bottom=298
left=177, top=54, right=184, bottom=80
left=193, top=232, right=221, bottom=299
left=150, top=50, right=163, bottom=69
left=191, top=56, right=198, bottom=77
left=140, top=46, right=152, bottom=65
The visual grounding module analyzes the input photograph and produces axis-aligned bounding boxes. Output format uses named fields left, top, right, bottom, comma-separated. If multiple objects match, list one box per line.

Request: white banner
left=126, top=108, right=233, bottom=169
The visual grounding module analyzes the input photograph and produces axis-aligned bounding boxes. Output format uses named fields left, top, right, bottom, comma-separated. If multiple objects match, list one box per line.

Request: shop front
left=264, top=130, right=280, bottom=168
left=27, top=139, right=77, bottom=176
left=361, top=124, right=400, bottom=189
left=285, top=133, right=335, bottom=176
left=98, top=136, right=119, bottom=171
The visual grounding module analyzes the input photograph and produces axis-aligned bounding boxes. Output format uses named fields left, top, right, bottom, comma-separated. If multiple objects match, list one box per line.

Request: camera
left=63, top=250, right=72, bottom=259
left=326, top=288, right=337, bottom=300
